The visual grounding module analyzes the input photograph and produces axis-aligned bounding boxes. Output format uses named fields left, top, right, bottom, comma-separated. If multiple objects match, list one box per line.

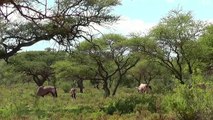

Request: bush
left=60, top=83, right=71, bottom=93
left=162, top=83, right=213, bottom=120
left=114, top=96, right=140, bottom=114
left=104, top=102, right=116, bottom=115
left=104, top=94, right=157, bottom=115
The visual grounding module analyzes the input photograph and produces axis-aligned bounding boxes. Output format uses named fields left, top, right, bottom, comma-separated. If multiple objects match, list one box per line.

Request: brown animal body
left=136, top=83, right=151, bottom=93
left=70, top=88, right=77, bottom=99
left=36, top=86, right=57, bottom=97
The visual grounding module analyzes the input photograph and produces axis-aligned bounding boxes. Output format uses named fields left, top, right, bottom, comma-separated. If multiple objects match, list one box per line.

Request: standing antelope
left=136, top=83, right=152, bottom=93
left=70, top=88, right=77, bottom=99
left=36, top=86, right=58, bottom=97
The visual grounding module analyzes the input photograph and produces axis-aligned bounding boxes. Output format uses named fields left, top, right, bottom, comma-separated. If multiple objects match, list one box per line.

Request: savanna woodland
left=0, top=0, right=212, bottom=120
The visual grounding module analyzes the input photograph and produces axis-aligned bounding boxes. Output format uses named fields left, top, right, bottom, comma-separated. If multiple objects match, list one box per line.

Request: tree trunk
left=112, top=76, right=122, bottom=96
left=179, top=78, right=185, bottom=84
left=103, top=80, right=110, bottom=97
left=33, top=76, right=45, bottom=86
left=178, top=71, right=185, bottom=84
left=112, top=81, right=119, bottom=96
left=77, top=79, right=84, bottom=93
left=175, top=74, right=185, bottom=84
left=187, top=62, right=193, bottom=75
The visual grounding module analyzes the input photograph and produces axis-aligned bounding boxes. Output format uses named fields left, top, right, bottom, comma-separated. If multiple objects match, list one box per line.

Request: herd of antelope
left=36, top=83, right=152, bottom=99
left=36, top=86, right=77, bottom=99
left=36, top=82, right=207, bottom=98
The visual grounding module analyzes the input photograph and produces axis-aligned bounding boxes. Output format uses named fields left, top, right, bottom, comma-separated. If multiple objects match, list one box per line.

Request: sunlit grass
left=0, top=83, right=140, bottom=119
left=0, top=80, right=213, bottom=120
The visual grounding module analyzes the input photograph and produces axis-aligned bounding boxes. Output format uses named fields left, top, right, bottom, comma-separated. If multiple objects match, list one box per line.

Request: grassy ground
left=0, top=81, right=212, bottom=120
left=0, top=83, right=145, bottom=120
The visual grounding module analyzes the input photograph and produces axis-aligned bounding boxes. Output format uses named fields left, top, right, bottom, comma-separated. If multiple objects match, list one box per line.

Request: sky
left=22, top=0, right=213, bottom=51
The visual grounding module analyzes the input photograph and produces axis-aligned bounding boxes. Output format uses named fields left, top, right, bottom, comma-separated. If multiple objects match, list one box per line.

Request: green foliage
left=0, top=80, right=212, bottom=120
left=104, top=94, right=157, bottom=115
left=1, top=6, right=213, bottom=119
left=114, top=96, right=141, bottom=114
left=0, top=60, right=24, bottom=85
left=0, top=83, right=109, bottom=119
left=104, top=102, right=117, bottom=115
left=198, top=24, right=213, bottom=74
left=162, top=83, right=213, bottom=120
left=119, top=76, right=136, bottom=88
left=9, top=51, right=66, bottom=86
left=145, top=9, right=205, bottom=84
left=151, top=76, right=175, bottom=94
left=0, top=0, right=120, bottom=60
left=53, top=60, right=94, bottom=80
left=128, top=59, right=166, bottom=85
left=60, top=82, right=71, bottom=93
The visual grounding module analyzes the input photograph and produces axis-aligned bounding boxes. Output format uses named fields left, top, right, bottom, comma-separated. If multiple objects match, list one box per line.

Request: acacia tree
left=76, top=34, right=139, bottom=97
left=128, top=59, right=164, bottom=86
left=198, top=24, right=213, bottom=76
left=53, top=54, right=96, bottom=93
left=10, top=51, right=66, bottom=86
left=108, top=35, right=140, bottom=96
left=0, top=0, right=120, bottom=61
left=130, top=9, right=205, bottom=84
left=0, top=60, right=25, bottom=85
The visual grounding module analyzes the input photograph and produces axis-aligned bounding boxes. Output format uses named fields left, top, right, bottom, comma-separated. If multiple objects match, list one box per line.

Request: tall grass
left=0, top=80, right=212, bottom=120
left=0, top=83, right=138, bottom=119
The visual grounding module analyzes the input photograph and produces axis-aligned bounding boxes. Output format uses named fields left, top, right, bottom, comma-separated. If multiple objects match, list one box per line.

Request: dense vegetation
left=0, top=79, right=212, bottom=119
left=0, top=0, right=213, bottom=119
